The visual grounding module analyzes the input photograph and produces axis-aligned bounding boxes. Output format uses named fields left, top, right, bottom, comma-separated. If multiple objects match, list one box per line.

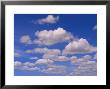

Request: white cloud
left=70, top=61, right=97, bottom=76
left=30, top=57, right=38, bottom=60
left=42, top=65, right=67, bottom=75
left=23, top=62, right=35, bottom=67
left=14, top=53, right=21, bottom=57
left=35, top=59, right=54, bottom=65
left=14, top=61, right=22, bottom=67
left=14, top=61, right=39, bottom=71
left=70, top=54, right=97, bottom=76
left=37, top=15, right=59, bottom=24
left=34, top=27, right=74, bottom=46
left=70, top=55, right=92, bottom=64
left=63, top=38, right=97, bottom=55
left=20, top=35, right=32, bottom=44
left=25, top=47, right=61, bottom=56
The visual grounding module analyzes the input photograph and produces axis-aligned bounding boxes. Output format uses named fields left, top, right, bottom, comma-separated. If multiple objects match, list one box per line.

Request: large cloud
left=34, top=27, right=74, bottom=46
left=20, top=35, right=32, bottom=44
left=63, top=38, right=97, bottom=55
left=37, top=15, right=59, bottom=24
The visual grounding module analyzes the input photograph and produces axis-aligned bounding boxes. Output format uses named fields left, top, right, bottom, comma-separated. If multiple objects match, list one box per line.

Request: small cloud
left=30, top=57, right=38, bottom=60
left=14, top=53, right=21, bottom=57
left=63, top=38, right=97, bottom=55
left=20, top=35, right=32, bottom=44
left=37, top=15, right=59, bottom=24
left=35, top=59, right=54, bottom=65
left=93, top=25, right=97, bottom=30
left=41, top=65, right=67, bottom=75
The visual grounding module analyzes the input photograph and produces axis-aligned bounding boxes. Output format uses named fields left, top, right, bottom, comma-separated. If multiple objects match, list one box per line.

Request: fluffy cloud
left=70, top=61, right=97, bottom=76
left=20, top=35, right=32, bottom=44
left=70, top=55, right=92, bottom=64
left=14, top=61, right=22, bottom=67
left=69, top=54, right=97, bottom=76
left=37, top=15, right=59, bottom=24
left=25, top=47, right=61, bottom=55
left=34, top=27, right=74, bottom=45
left=63, top=38, right=97, bottom=55
left=35, top=59, right=54, bottom=65
left=14, top=61, right=39, bottom=71
left=42, top=65, right=67, bottom=75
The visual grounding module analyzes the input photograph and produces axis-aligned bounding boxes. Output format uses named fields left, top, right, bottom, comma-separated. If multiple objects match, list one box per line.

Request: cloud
left=70, top=55, right=92, bottom=64
left=41, top=65, right=67, bottom=75
left=93, top=25, right=97, bottom=30
left=37, top=15, right=59, bottom=24
left=30, top=57, right=38, bottom=60
left=35, top=59, right=54, bottom=65
left=25, top=47, right=61, bottom=56
left=14, top=61, right=22, bottom=67
left=14, top=53, right=21, bottom=57
left=20, top=35, right=32, bottom=44
left=70, top=61, right=97, bottom=76
left=14, top=61, right=40, bottom=71
left=34, top=27, right=74, bottom=46
left=69, top=54, right=97, bottom=76
left=63, top=38, right=97, bottom=55
left=23, top=62, right=35, bottom=67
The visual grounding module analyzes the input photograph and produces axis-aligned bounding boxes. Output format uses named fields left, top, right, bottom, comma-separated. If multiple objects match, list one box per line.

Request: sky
left=14, top=14, right=97, bottom=76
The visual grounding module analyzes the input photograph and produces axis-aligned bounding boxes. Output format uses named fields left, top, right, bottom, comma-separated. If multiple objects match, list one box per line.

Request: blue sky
left=14, top=14, right=97, bottom=76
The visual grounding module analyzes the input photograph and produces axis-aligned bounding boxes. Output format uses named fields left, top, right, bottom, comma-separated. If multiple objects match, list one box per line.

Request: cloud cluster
left=63, top=38, right=96, bottom=55
left=14, top=61, right=40, bottom=71
left=34, top=27, right=74, bottom=45
left=37, top=15, right=59, bottom=24
left=25, top=47, right=61, bottom=55
left=42, top=65, right=67, bottom=75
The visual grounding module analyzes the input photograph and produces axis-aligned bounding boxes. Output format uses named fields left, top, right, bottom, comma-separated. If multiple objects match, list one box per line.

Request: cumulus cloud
left=70, top=55, right=92, bottom=64
left=20, top=35, right=32, bottom=44
left=70, top=61, right=97, bottom=76
left=37, top=15, right=59, bottom=24
left=35, top=59, right=54, bottom=65
left=14, top=61, right=22, bottom=67
left=34, top=27, right=74, bottom=46
left=14, top=61, right=39, bottom=71
left=25, top=47, right=61, bottom=55
left=63, top=38, right=97, bottom=55
left=42, top=65, right=67, bottom=75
